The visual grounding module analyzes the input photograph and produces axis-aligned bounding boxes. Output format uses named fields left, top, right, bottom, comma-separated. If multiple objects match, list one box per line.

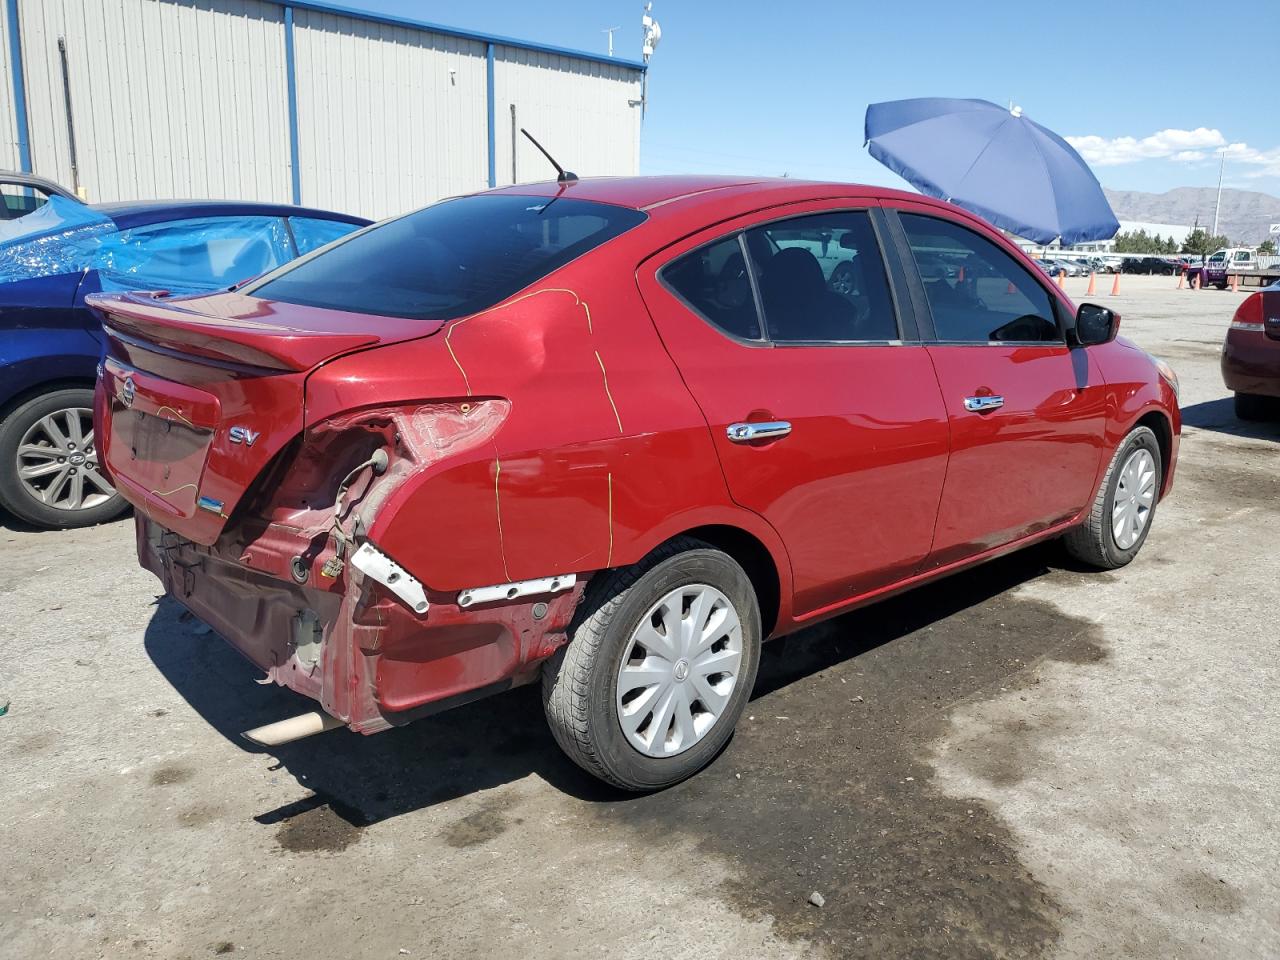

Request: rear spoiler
left=86, top=291, right=383, bottom=372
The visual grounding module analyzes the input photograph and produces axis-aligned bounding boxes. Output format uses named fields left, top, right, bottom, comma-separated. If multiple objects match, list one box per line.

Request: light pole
left=1212, top=148, right=1226, bottom=238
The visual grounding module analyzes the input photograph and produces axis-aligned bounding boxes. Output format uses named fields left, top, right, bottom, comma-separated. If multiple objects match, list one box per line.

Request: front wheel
left=1063, top=425, right=1161, bottom=569
left=542, top=537, right=762, bottom=791
left=0, top=388, right=128, bottom=529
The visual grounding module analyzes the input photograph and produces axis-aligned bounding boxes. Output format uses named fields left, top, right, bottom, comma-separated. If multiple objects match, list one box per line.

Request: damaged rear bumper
left=137, top=515, right=584, bottom=734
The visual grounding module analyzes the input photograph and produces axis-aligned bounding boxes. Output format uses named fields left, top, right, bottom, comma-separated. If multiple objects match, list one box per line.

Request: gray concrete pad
left=2, top=275, right=1276, bottom=959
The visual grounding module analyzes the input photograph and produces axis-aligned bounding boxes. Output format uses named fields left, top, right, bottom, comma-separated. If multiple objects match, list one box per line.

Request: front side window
left=900, top=213, right=1060, bottom=343
left=746, top=211, right=897, bottom=342
left=249, top=195, right=647, bottom=320
left=98, top=216, right=293, bottom=293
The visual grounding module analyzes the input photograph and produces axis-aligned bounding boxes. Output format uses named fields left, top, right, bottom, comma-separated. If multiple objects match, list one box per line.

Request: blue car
left=0, top=196, right=369, bottom=528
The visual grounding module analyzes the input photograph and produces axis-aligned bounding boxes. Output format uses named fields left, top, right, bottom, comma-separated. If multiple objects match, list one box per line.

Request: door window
left=900, top=213, right=1060, bottom=344
left=0, top=183, right=54, bottom=220
left=746, top=211, right=897, bottom=342
left=661, top=235, right=763, bottom=340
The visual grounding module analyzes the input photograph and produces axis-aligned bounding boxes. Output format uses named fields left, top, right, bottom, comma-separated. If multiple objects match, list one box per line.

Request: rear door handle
left=963, top=395, right=1004, bottom=412
left=727, top=421, right=792, bottom=442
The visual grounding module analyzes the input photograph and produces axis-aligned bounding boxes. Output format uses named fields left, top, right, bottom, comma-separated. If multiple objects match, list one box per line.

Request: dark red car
left=1222, top=283, right=1280, bottom=419
left=88, top=177, right=1180, bottom=790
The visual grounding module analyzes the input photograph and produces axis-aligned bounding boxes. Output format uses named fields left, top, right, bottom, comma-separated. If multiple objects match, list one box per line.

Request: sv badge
left=228, top=426, right=261, bottom=446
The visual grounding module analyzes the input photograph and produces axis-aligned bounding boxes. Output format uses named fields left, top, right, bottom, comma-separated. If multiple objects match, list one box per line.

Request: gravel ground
left=2, top=274, right=1277, bottom=959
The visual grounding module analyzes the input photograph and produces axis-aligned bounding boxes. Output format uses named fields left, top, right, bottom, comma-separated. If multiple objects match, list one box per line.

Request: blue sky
left=347, top=0, right=1280, bottom=196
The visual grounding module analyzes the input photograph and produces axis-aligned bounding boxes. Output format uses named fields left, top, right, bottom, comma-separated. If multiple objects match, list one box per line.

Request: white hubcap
left=616, top=583, right=743, bottom=758
left=1112, top=447, right=1157, bottom=550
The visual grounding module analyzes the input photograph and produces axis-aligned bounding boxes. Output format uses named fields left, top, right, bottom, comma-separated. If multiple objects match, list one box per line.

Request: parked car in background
left=0, top=170, right=80, bottom=220
left=0, top=197, right=369, bottom=528
left=89, top=176, right=1181, bottom=790
left=1221, top=283, right=1280, bottom=418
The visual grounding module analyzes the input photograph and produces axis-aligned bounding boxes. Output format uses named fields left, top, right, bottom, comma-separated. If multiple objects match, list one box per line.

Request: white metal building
left=0, top=0, right=645, bottom=219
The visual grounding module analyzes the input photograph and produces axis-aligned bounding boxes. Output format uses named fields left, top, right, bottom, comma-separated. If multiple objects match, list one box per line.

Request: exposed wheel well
left=675, top=524, right=781, bottom=638
left=1135, top=410, right=1172, bottom=487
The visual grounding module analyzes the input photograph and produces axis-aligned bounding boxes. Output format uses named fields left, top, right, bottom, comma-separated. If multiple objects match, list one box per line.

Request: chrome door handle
left=726, top=421, right=792, bottom=442
left=963, top=395, right=1005, bottom=412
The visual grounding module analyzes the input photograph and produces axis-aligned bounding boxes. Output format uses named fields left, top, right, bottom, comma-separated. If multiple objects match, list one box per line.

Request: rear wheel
left=1234, top=392, right=1276, bottom=421
left=0, top=388, right=127, bottom=529
left=1064, top=425, right=1161, bottom=570
left=542, top=537, right=761, bottom=791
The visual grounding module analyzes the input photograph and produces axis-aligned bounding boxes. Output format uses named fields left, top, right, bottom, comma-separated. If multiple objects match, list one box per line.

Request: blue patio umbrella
left=864, top=97, right=1119, bottom=246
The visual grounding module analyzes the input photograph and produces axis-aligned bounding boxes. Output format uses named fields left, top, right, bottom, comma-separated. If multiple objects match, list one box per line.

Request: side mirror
left=1073, top=303, right=1120, bottom=346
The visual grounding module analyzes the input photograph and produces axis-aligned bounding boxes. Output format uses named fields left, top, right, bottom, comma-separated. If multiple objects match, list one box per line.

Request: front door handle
left=963, top=395, right=1005, bottom=412
left=727, top=421, right=792, bottom=442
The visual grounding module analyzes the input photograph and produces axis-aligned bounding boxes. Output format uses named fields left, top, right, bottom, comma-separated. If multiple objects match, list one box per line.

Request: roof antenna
left=520, top=128, right=578, bottom=183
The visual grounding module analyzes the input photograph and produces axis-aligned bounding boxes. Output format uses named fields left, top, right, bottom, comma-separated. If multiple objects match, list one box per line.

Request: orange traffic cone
left=1057, top=269, right=1066, bottom=288
left=957, top=265, right=966, bottom=282
left=1110, top=272, right=1121, bottom=296
left=1231, top=273, right=1239, bottom=293
left=1006, top=280, right=1017, bottom=295
left=1086, top=271, right=1097, bottom=296
left=1177, top=271, right=1185, bottom=290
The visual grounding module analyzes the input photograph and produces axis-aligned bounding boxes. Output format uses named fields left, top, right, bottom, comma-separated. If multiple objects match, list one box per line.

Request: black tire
left=1234, top=392, right=1275, bottom=421
left=542, top=537, right=762, bottom=791
left=0, top=387, right=127, bottom=529
left=1063, top=425, right=1161, bottom=570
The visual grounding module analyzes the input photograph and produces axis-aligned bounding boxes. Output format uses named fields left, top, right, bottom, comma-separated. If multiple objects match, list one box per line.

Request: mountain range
left=1103, top=186, right=1280, bottom=246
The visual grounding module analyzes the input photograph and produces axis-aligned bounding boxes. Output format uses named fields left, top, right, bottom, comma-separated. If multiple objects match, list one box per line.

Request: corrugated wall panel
left=492, top=46, right=641, bottom=188
left=293, top=9, right=488, bottom=220
left=0, top=7, right=20, bottom=170
left=16, top=0, right=290, bottom=203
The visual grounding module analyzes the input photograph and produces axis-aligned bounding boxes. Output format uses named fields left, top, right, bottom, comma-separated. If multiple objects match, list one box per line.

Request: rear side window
left=746, top=211, right=896, bottom=342
left=289, top=216, right=362, bottom=256
left=249, top=195, right=647, bottom=320
left=900, top=213, right=1060, bottom=343
left=662, top=235, right=762, bottom=340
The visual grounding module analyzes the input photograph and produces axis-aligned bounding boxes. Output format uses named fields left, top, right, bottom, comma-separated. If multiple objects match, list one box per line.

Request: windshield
left=246, top=194, right=647, bottom=320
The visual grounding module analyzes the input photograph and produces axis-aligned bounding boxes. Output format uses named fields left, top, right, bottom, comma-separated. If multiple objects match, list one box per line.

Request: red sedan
left=88, top=177, right=1180, bottom=790
left=1222, top=283, right=1280, bottom=419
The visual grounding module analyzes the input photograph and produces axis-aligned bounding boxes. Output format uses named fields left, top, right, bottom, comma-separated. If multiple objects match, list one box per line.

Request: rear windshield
left=246, top=194, right=646, bottom=320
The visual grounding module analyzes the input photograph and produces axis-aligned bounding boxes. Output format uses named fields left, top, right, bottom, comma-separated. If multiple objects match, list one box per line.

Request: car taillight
left=1230, top=294, right=1264, bottom=332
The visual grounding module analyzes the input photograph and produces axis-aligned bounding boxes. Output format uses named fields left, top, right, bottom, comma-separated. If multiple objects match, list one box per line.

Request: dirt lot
left=3, top=274, right=1277, bottom=960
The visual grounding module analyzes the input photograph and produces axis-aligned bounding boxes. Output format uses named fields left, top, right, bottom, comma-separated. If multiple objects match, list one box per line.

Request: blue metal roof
left=275, top=1, right=648, bottom=71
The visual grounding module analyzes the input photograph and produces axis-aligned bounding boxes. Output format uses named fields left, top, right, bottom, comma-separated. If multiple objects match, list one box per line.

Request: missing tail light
left=235, top=398, right=510, bottom=542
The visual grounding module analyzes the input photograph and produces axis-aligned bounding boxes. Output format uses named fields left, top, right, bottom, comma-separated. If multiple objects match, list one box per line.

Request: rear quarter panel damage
left=308, top=259, right=780, bottom=597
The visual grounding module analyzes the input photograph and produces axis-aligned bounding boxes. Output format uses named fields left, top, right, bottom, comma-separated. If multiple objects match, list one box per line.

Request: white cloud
left=1065, top=127, right=1227, bottom=166
left=1223, top=142, right=1280, bottom=178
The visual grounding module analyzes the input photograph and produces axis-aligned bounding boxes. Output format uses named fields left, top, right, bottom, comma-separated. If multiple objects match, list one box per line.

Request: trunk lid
left=89, top=290, right=440, bottom=544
